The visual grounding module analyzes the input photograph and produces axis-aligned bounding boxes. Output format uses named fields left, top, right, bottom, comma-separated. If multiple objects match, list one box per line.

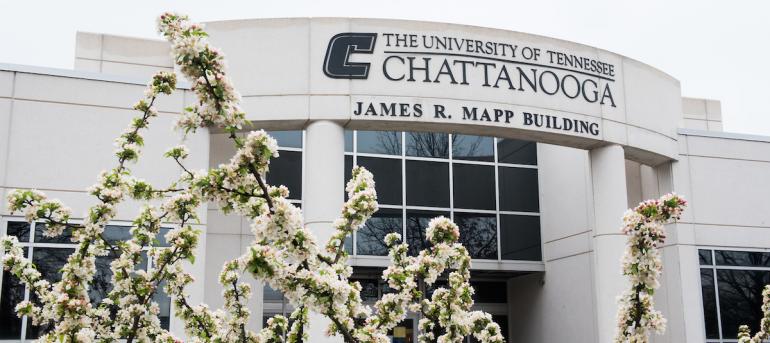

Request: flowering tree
left=613, top=194, right=687, bottom=343
left=0, top=13, right=505, bottom=343
left=737, top=285, right=770, bottom=343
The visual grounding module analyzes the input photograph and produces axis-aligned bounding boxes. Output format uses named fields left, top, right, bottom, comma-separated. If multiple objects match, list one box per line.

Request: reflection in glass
left=405, top=160, right=449, bottom=207
left=357, top=157, right=402, bottom=206
left=452, top=164, right=495, bottom=210
left=27, top=248, right=73, bottom=339
left=452, top=134, right=493, bottom=162
left=345, top=130, right=353, bottom=152
left=344, top=155, right=353, bottom=201
left=497, top=139, right=537, bottom=165
left=34, top=223, right=74, bottom=244
left=498, top=167, right=540, bottom=212
left=102, top=226, right=170, bottom=247
left=700, top=269, right=719, bottom=339
left=699, top=249, right=713, bottom=265
left=358, top=131, right=402, bottom=155
left=406, top=210, right=449, bottom=256
left=0, top=248, right=26, bottom=339
left=153, top=281, right=171, bottom=330
left=500, top=215, right=541, bottom=261
left=352, top=279, right=379, bottom=302
left=715, top=250, right=770, bottom=268
left=357, top=209, right=402, bottom=256
left=716, top=269, right=770, bottom=339
left=405, top=131, right=449, bottom=158
left=266, top=150, right=303, bottom=200
left=6, top=221, right=31, bottom=242
left=455, top=213, right=497, bottom=260
left=266, top=130, right=302, bottom=148
left=263, top=285, right=284, bottom=302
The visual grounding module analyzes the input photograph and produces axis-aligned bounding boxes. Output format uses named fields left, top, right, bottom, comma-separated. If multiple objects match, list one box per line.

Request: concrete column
left=589, top=144, right=629, bottom=343
left=303, top=120, right=345, bottom=343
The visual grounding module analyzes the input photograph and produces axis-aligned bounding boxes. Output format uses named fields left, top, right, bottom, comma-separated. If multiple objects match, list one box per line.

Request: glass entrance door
left=388, top=318, right=415, bottom=343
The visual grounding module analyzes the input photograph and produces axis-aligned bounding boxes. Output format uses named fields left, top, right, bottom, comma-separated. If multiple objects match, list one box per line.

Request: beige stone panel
left=0, top=71, right=14, bottom=97
left=241, top=95, right=309, bottom=128
left=74, top=58, right=101, bottom=73
left=75, top=32, right=102, bottom=60
left=682, top=118, right=708, bottom=130
left=623, top=58, right=681, bottom=139
left=537, top=143, right=591, bottom=242
left=0, top=99, right=11, bottom=187
left=686, top=134, right=770, bottom=162
left=694, top=224, right=770, bottom=249
left=101, top=61, right=173, bottom=80
left=206, top=18, right=311, bottom=96
left=681, top=97, right=707, bottom=118
left=14, top=73, right=184, bottom=113
left=6, top=100, right=183, bottom=191
left=206, top=209, right=242, bottom=235
left=705, top=99, right=722, bottom=121
left=688, top=156, right=770, bottom=227
left=309, top=95, right=350, bottom=121
left=101, top=34, right=172, bottom=67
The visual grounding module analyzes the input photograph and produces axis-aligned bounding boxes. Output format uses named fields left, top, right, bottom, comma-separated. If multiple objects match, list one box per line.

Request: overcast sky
left=1, top=0, right=768, bottom=136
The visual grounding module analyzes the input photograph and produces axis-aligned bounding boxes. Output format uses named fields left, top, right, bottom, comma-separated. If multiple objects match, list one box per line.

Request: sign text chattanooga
left=380, top=33, right=617, bottom=107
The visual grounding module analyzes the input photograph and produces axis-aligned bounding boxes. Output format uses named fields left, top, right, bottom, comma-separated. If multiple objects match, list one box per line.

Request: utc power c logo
left=323, top=33, right=378, bottom=79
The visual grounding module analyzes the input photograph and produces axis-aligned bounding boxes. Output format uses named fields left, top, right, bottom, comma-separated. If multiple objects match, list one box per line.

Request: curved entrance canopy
left=205, top=18, right=682, bottom=165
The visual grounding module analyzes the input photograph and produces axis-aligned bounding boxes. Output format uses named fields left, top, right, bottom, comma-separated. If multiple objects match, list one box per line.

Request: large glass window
left=0, top=220, right=172, bottom=339
left=699, top=249, right=770, bottom=342
left=344, top=130, right=541, bottom=261
left=265, top=131, right=304, bottom=202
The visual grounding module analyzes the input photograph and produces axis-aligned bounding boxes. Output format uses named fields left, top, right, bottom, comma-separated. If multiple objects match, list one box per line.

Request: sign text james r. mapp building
left=1, top=18, right=769, bottom=343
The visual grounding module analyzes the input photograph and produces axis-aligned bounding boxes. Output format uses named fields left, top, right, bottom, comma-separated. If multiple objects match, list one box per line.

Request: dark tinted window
left=715, top=250, right=770, bottom=267
left=405, top=131, right=449, bottom=158
left=357, top=157, right=402, bottom=206
left=344, top=155, right=353, bottom=200
left=358, top=131, right=401, bottom=155
left=452, top=164, right=495, bottom=210
left=716, top=269, right=770, bottom=339
left=266, top=130, right=302, bottom=149
left=498, top=167, right=539, bottom=212
left=357, top=209, right=402, bottom=256
left=455, top=213, right=497, bottom=260
left=405, top=160, right=449, bottom=207
left=471, top=282, right=508, bottom=303
left=352, top=279, right=379, bottom=302
left=500, top=215, right=541, bottom=261
left=263, top=285, right=284, bottom=302
left=406, top=210, right=449, bottom=256
left=700, top=269, right=719, bottom=339
left=497, top=139, right=537, bottom=165
left=34, top=223, right=73, bottom=244
left=27, top=248, right=74, bottom=339
left=6, top=221, right=31, bottom=242
left=344, top=130, right=353, bottom=152
left=266, top=150, right=302, bottom=200
left=452, top=134, right=494, bottom=162
left=0, top=248, right=26, bottom=339
left=102, top=225, right=170, bottom=247
left=699, top=249, right=713, bottom=265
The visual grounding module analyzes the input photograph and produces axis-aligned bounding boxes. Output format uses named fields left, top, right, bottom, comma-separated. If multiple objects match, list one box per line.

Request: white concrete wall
left=0, top=67, right=208, bottom=338
left=506, top=143, right=598, bottom=342
left=681, top=97, right=723, bottom=132
left=75, top=32, right=174, bottom=79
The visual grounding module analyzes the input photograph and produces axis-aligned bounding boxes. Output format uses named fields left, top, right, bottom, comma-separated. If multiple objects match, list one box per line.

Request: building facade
left=1, top=18, right=770, bottom=343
